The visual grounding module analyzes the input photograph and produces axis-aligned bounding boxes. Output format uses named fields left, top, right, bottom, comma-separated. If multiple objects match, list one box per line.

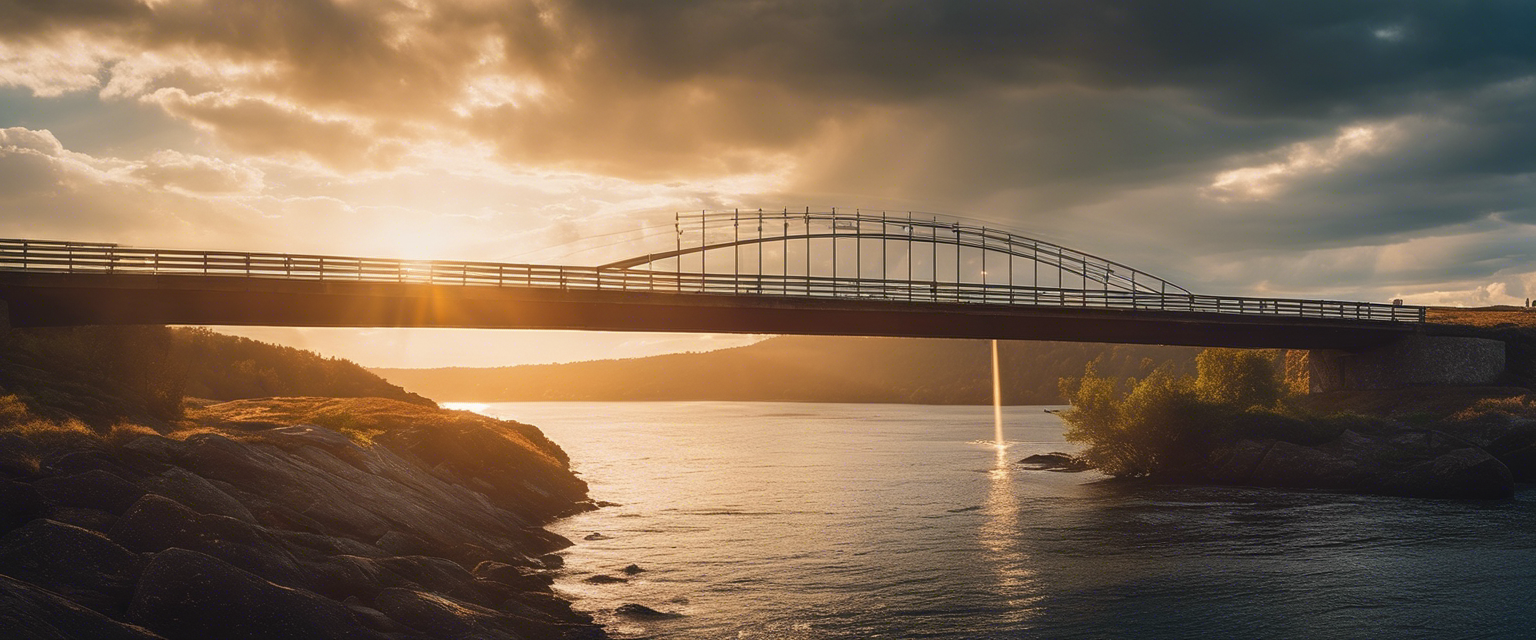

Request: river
left=450, top=401, right=1536, bottom=639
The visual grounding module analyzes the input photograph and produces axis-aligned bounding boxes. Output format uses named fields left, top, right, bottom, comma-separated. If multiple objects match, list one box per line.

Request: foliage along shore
left=0, top=326, right=608, bottom=639
left=1058, top=347, right=1536, bottom=499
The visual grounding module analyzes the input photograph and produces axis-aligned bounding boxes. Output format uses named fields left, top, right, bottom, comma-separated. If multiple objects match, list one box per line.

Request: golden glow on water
left=984, top=339, right=1043, bottom=622
left=992, top=340, right=1006, bottom=456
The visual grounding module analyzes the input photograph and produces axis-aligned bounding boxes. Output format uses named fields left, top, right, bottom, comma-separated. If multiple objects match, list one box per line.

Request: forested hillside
left=0, top=326, right=431, bottom=427
left=374, top=336, right=1202, bottom=404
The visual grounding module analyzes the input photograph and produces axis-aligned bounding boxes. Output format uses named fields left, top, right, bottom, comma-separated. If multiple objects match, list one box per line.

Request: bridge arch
left=600, top=209, right=1191, bottom=296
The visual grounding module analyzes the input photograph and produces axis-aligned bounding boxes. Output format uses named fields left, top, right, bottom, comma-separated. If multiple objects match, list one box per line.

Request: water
left=452, top=401, right=1536, bottom=639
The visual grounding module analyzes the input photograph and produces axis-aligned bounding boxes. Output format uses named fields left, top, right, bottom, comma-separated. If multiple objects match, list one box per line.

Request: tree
left=1194, top=348, right=1282, bottom=409
left=1059, top=364, right=1205, bottom=477
left=1058, top=348, right=1285, bottom=478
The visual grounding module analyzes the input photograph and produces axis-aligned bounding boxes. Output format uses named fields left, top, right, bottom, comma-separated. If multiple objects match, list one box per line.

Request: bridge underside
left=0, top=272, right=1415, bottom=350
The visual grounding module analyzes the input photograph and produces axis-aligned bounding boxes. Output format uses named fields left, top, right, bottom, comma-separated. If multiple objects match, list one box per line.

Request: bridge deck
left=0, top=239, right=1424, bottom=350
left=0, top=271, right=1415, bottom=350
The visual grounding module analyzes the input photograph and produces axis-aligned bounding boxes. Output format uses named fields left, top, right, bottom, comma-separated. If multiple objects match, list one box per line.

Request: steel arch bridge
left=0, top=209, right=1425, bottom=349
left=603, top=209, right=1190, bottom=298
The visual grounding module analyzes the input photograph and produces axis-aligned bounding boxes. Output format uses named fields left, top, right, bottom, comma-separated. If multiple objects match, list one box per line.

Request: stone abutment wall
left=1289, top=335, right=1507, bottom=393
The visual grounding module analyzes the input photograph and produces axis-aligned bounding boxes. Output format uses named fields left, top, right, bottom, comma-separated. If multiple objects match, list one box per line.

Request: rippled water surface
left=454, top=402, right=1536, bottom=639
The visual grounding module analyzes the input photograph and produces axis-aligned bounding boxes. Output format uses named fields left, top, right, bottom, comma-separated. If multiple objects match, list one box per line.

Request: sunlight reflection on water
left=463, top=401, right=1536, bottom=639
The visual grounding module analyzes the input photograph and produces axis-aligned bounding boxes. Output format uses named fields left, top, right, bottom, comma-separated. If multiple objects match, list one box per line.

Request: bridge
left=0, top=209, right=1425, bottom=351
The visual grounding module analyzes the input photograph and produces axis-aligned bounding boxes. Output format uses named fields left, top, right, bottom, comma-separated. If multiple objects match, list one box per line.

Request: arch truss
left=602, top=208, right=1191, bottom=297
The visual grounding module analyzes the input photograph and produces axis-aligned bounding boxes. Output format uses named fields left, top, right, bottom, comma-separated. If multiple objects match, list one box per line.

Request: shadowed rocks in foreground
left=1206, top=430, right=1515, bottom=498
left=0, top=397, right=608, bottom=639
left=1017, top=453, right=1090, bottom=472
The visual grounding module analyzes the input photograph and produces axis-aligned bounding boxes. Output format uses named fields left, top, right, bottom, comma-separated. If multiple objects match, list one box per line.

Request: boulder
left=372, top=588, right=576, bottom=640
left=1205, top=429, right=1515, bottom=498
left=375, top=531, right=434, bottom=557
left=339, top=597, right=406, bottom=634
left=45, top=506, right=117, bottom=533
left=0, top=572, right=164, bottom=640
left=0, top=519, right=143, bottom=614
left=614, top=603, right=683, bottom=619
left=538, top=554, right=565, bottom=569
left=1496, top=443, right=1536, bottom=482
left=305, top=553, right=494, bottom=608
left=0, top=478, right=43, bottom=532
left=224, top=489, right=330, bottom=535
left=1247, top=439, right=1361, bottom=490
left=374, top=555, right=488, bottom=606
left=109, top=494, right=308, bottom=589
left=0, top=433, right=43, bottom=479
left=48, top=448, right=165, bottom=479
left=306, top=555, right=404, bottom=602
left=1205, top=440, right=1272, bottom=485
left=141, top=468, right=257, bottom=524
left=474, top=561, right=554, bottom=591
left=620, top=564, right=644, bottom=575
left=1017, top=453, right=1089, bottom=471
left=128, top=548, right=387, bottom=640
left=583, top=574, right=627, bottom=584
left=121, top=436, right=188, bottom=465
left=448, top=542, right=495, bottom=567
left=31, top=470, right=145, bottom=515
left=275, top=530, right=387, bottom=559
left=1390, top=448, right=1514, bottom=499
left=500, top=590, right=592, bottom=625
left=179, top=429, right=566, bottom=558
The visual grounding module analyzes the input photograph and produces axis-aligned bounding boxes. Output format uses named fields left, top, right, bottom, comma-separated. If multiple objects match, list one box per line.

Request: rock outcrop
left=1204, top=428, right=1516, bottom=498
left=0, top=397, right=605, bottom=639
left=1017, top=452, right=1091, bottom=472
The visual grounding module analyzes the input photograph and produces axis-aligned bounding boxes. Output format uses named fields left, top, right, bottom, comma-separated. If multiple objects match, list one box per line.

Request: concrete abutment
left=1288, top=335, right=1506, bottom=393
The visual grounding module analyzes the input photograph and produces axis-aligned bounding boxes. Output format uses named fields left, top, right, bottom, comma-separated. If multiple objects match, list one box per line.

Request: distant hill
left=171, top=327, right=435, bottom=407
left=0, top=326, right=432, bottom=427
left=373, top=336, right=1202, bottom=405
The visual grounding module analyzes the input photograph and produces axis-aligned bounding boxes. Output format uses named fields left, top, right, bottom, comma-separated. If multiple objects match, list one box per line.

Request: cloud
left=146, top=89, right=406, bottom=171
left=128, top=149, right=263, bottom=194
left=1, top=1, right=1532, bottom=183
left=1, top=0, right=1535, bottom=309
left=1203, top=123, right=1402, bottom=201
left=0, top=126, right=260, bottom=242
left=0, top=35, right=115, bottom=97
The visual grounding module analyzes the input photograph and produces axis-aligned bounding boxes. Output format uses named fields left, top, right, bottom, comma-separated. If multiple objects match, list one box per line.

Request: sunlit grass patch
left=1452, top=394, right=1536, bottom=422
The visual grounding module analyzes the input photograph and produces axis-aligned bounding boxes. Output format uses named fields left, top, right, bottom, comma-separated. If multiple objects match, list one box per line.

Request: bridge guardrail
left=0, top=239, right=1427, bottom=323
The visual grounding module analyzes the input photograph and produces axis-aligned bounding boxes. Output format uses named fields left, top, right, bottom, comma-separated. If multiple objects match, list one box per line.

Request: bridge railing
left=0, top=239, right=1427, bottom=323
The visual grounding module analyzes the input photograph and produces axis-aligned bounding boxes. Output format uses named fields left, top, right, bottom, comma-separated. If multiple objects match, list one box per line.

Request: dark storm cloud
left=548, top=1, right=1536, bottom=108
left=4, top=0, right=1536, bottom=299
left=518, top=0, right=1536, bottom=253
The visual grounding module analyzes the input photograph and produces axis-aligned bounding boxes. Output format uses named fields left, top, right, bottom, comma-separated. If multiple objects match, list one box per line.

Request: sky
left=3, top=1, right=1536, bottom=367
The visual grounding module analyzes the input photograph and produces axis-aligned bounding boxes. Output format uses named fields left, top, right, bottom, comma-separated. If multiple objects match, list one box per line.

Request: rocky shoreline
left=0, top=397, right=607, bottom=639
left=1028, top=391, right=1536, bottom=500
left=1200, top=428, right=1518, bottom=499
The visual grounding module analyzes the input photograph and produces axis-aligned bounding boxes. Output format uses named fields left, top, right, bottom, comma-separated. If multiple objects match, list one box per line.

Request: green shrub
left=1059, top=365, right=1211, bottom=477
left=1060, top=348, right=1327, bottom=478
left=1194, top=348, right=1282, bottom=409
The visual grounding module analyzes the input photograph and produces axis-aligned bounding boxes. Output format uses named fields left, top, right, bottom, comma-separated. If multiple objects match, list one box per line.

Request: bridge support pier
left=1289, top=335, right=1506, bottom=393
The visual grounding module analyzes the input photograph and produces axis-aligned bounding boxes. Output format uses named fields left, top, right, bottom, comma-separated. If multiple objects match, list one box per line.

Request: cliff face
left=0, top=397, right=605, bottom=639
